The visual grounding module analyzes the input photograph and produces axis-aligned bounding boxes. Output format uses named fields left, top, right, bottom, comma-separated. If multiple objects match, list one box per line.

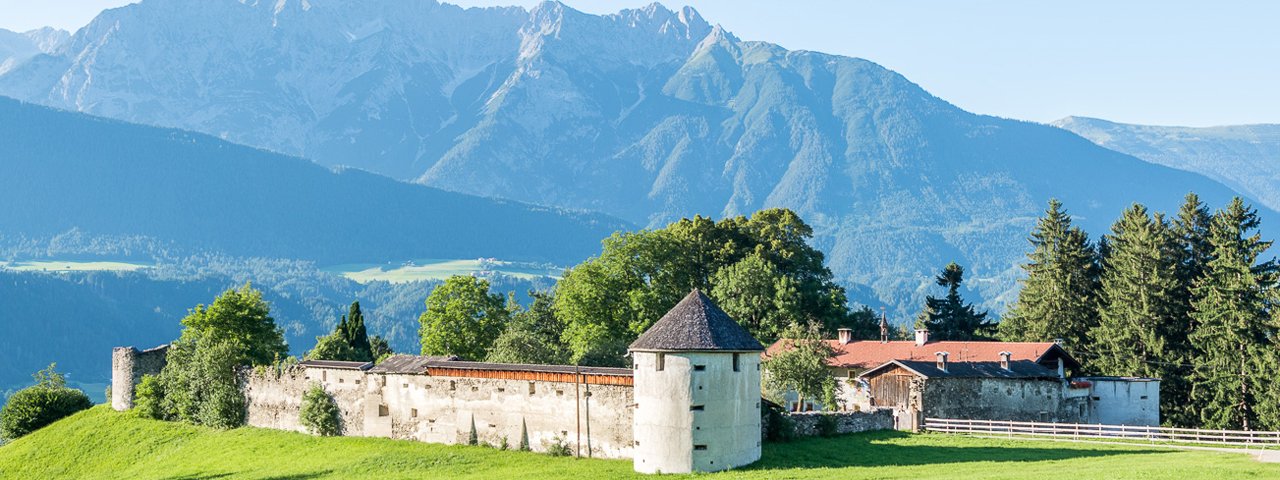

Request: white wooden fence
left=925, top=418, right=1280, bottom=447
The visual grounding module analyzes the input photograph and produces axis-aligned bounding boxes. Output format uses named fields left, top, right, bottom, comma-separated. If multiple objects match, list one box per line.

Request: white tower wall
left=633, top=350, right=761, bottom=474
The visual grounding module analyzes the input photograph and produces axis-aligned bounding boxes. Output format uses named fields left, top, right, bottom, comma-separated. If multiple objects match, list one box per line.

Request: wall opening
left=733, top=353, right=740, bottom=372
left=528, top=382, right=536, bottom=395
left=378, top=404, right=389, bottom=417
left=693, top=365, right=706, bottom=371
left=656, top=353, right=665, bottom=371
left=693, top=445, right=707, bottom=451
left=411, top=408, right=418, bottom=418
left=690, top=405, right=704, bottom=411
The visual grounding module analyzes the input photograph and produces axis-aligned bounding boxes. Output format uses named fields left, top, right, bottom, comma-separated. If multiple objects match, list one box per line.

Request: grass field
left=323, top=258, right=561, bottom=284
left=0, top=260, right=150, bottom=272
left=1, top=407, right=1277, bottom=479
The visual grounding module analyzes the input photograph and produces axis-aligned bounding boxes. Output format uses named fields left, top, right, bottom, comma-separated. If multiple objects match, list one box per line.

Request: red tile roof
left=766, top=339, right=1080, bottom=371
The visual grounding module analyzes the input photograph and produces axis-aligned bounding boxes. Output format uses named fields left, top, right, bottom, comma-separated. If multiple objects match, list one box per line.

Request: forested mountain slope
left=1055, top=116, right=1280, bottom=213
left=0, top=96, right=626, bottom=265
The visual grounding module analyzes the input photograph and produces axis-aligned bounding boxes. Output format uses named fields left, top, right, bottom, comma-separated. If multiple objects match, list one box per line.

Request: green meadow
left=1, top=406, right=1276, bottom=479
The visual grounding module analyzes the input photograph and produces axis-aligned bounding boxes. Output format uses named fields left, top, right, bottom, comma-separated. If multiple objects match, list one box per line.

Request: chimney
left=999, top=351, right=1012, bottom=370
left=879, top=308, right=889, bottom=343
left=837, top=328, right=853, bottom=345
left=914, top=328, right=930, bottom=346
left=935, top=351, right=949, bottom=372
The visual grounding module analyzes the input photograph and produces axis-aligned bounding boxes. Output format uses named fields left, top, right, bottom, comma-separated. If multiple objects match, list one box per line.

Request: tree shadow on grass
left=745, top=430, right=1168, bottom=471
left=163, top=470, right=331, bottom=480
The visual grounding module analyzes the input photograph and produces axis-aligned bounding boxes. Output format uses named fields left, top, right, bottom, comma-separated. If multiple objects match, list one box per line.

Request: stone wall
left=920, top=377, right=1085, bottom=423
left=243, top=365, right=635, bottom=459
left=111, top=345, right=169, bottom=411
left=787, top=410, right=894, bottom=437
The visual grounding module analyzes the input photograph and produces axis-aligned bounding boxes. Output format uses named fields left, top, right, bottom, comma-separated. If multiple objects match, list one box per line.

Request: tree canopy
left=308, top=302, right=393, bottom=363
left=919, top=262, right=993, bottom=341
left=419, top=276, right=508, bottom=361
left=999, top=199, right=1100, bottom=350
left=554, top=209, right=851, bottom=365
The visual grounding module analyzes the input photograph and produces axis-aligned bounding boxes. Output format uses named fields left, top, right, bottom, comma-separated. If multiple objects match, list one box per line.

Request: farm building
left=766, top=326, right=1159, bottom=428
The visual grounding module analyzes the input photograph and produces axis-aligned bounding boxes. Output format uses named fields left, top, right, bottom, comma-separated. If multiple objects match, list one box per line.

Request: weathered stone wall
left=111, top=345, right=169, bottom=411
left=787, top=410, right=894, bottom=437
left=243, top=365, right=634, bottom=459
left=243, top=365, right=369, bottom=435
left=1084, top=378, right=1160, bottom=426
left=921, top=377, right=1081, bottom=423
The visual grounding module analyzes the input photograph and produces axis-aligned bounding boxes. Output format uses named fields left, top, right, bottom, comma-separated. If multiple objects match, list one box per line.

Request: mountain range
left=1054, top=116, right=1280, bottom=214
left=0, top=0, right=1273, bottom=315
left=0, top=96, right=624, bottom=265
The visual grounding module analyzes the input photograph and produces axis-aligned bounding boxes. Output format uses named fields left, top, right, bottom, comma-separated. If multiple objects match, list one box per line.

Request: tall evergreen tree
left=308, top=301, right=390, bottom=363
left=1165, top=192, right=1214, bottom=426
left=921, top=262, right=994, bottom=340
left=999, top=200, right=1100, bottom=352
left=1188, top=198, right=1278, bottom=430
left=1090, top=205, right=1180, bottom=385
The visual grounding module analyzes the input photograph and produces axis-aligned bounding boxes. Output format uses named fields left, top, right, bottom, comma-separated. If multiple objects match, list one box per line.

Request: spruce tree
left=1165, top=192, right=1214, bottom=426
left=999, top=199, right=1100, bottom=353
left=1090, top=205, right=1179, bottom=385
left=922, top=262, right=994, bottom=340
left=1188, top=198, right=1278, bottom=430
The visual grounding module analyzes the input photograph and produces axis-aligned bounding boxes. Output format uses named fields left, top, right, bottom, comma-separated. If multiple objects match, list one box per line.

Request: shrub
left=0, top=364, right=92, bottom=440
left=762, top=403, right=796, bottom=443
left=298, top=384, right=341, bottom=436
left=132, top=375, right=167, bottom=420
left=160, top=335, right=247, bottom=428
left=815, top=413, right=840, bottom=437
left=543, top=434, right=572, bottom=457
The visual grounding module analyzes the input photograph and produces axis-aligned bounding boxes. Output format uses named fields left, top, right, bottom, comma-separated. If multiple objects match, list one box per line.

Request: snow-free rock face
left=0, top=27, right=68, bottom=74
left=0, top=0, right=1267, bottom=315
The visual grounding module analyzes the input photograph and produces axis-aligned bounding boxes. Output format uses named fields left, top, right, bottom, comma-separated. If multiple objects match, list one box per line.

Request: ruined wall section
left=243, top=365, right=369, bottom=435
left=111, top=345, right=169, bottom=411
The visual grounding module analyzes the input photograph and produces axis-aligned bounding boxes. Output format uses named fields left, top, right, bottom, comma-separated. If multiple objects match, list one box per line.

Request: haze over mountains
left=0, top=97, right=623, bottom=265
left=1055, top=116, right=1280, bottom=214
left=0, top=0, right=1272, bottom=315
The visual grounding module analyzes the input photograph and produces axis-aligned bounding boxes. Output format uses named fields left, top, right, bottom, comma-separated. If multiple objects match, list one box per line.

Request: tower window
left=733, top=353, right=741, bottom=372
left=693, top=365, right=706, bottom=371
left=656, top=353, right=665, bottom=371
left=690, top=405, right=705, bottom=411
left=693, top=445, right=708, bottom=451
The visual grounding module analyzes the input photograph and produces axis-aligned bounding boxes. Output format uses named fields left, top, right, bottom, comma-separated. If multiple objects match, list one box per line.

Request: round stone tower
left=629, top=290, right=764, bottom=474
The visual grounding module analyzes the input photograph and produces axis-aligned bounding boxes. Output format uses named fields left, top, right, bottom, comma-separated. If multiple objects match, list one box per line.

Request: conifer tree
left=1188, top=198, right=1278, bottom=430
left=1090, top=205, right=1180, bottom=383
left=1165, top=192, right=1214, bottom=426
left=999, top=199, right=1100, bottom=352
left=921, top=262, right=994, bottom=340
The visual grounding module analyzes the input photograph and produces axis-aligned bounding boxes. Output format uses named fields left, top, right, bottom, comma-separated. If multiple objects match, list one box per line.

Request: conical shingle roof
left=629, top=290, right=764, bottom=352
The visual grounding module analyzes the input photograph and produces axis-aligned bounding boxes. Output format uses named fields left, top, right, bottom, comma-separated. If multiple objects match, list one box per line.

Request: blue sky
left=1, top=0, right=1276, bottom=127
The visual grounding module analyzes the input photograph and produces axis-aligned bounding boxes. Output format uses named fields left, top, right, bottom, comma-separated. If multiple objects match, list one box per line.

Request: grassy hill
left=1, top=407, right=1275, bottom=479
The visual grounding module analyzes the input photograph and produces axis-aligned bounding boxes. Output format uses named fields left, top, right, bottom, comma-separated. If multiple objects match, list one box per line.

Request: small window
left=378, top=404, right=389, bottom=417
left=354, top=379, right=360, bottom=385
left=1091, top=396, right=1101, bottom=401
left=529, top=382, right=536, bottom=395
left=450, top=381, right=456, bottom=391
left=691, top=405, right=704, bottom=411
left=403, top=383, right=409, bottom=388
left=733, top=353, right=740, bottom=372
left=693, top=365, right=706, bottom=372
left=338, top=378, right=344, bottom=383
left=656, top=353, right=665, bottom=372
left=1140, top=395, right=1148, bottom=400
left=693, top=445, right=708, bottom=451
left=322, top=371, right=327, bottom=382
left=471, top=386, right=478, bottom=392
left=380, top=376, right=386, bottom=387
left=411, top=408, right=418, bottom=418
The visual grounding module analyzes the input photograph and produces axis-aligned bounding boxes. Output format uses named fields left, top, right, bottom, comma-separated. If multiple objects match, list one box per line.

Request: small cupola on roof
left=629, top=289, right=764, bottom=352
